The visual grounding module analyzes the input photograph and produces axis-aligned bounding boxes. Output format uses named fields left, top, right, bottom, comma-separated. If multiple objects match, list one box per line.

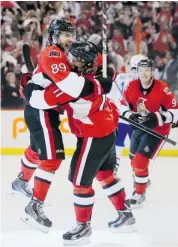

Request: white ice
left=1, top=156, right=178, bottom=247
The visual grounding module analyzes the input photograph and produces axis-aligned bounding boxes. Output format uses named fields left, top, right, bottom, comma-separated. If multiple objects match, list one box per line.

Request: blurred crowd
left=1, top=1, right=178, bottom=109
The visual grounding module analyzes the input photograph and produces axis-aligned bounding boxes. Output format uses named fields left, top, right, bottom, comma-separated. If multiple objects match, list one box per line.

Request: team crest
left=49, top=50, right=60, bottom=57
left=137, top=98, right=148, bottom=116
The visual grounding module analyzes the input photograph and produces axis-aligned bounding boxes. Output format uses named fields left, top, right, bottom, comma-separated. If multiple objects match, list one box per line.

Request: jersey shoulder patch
left=164, top=87, right=172, bottom=95
left=49, top=50, right=61, bottom=57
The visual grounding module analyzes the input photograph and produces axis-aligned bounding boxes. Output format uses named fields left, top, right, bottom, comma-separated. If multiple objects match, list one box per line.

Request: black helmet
left=137, top=59, right=155, bottom=70
left=48, top=19, right=75, bottom=45
left=68, top=42, right=98, bottom=73
left=68, top=42, right=98, bottom=64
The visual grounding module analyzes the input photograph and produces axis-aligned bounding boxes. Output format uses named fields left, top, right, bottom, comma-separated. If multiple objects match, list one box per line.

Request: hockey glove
left=138, top=112, right=165, bottom=129
left=19, top=72, right=32, bottom=98
left=123, top=110, right=141, bottom=122
left=122, top=111, right=141, bottom=130
left=172, top=122, right=178, bottom=128
left=95, top=66, right=116, bottom=78
left=94, top=66, right=117, bottom=94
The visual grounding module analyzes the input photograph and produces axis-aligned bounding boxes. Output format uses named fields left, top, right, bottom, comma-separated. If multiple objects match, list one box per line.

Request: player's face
left=59, top=32, right=76, bottom=50
left=137, top=67, right=152, bottom=87
left=67, top=53, right=84, bottom=72
left=72, top=59, right=84, bottom=72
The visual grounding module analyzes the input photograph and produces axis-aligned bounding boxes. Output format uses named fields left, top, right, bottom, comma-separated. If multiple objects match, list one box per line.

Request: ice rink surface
left=1, top=155, right=178, bottom=247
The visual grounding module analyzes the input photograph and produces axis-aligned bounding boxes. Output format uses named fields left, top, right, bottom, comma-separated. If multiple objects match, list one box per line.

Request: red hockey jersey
left=121, top=79, right=178, bottom=136
left=30, top=45, right=87, bottom=107
left=28, top=46, right=118, bottom=138
left=63, top=94, right=119, bottom=138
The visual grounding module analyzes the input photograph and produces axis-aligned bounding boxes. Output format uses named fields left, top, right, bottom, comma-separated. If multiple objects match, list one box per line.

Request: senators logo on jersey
left=137, top=98, right=149, bottom=116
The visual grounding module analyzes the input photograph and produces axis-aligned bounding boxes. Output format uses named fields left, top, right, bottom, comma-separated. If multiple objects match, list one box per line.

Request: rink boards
left=1, top=110, right=178, bottom=156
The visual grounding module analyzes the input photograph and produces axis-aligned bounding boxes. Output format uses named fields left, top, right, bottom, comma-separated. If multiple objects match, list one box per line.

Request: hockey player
left=11, top=20, right=111, bottom=233
left=121, top=58, right=178, bottom=206
left=109, top=54, right=146, bottom=170
left=23, top=42, right=136, bottom=245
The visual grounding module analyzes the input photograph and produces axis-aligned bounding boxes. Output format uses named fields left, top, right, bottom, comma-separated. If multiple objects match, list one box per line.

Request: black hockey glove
left=123, top=110, right=141, bottom=122
left=123, top=111, right=141, bottom=130
left=172, top=122, right=178, bottom=128
left=95, top=66, right=115, bottom=77
left=94, top=67, right=116, bottom=94
left=138, top=112, right=165, bottom=129
left=94, top=75, right=113, bottom=94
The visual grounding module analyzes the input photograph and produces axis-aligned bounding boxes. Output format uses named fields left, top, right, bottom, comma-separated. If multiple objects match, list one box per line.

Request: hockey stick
left=22, top=44, right=35, bottom=72
left=102, top=1, right=107, bottom=78
left=120, top=115, right=176, bottom=146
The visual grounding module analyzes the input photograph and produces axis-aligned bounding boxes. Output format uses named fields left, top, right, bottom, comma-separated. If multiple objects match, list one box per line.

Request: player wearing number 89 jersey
left=11, top=19, right=79, bottom=232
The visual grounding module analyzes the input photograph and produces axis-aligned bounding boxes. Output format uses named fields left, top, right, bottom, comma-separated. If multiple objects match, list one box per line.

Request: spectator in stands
left=160, top=51, right=178, bottom=97
left=1, top=72, right=24, bottom=109
left=152, top=22, right=177, bottom=54
left=1, top=1, right=178, bottom=108
left=111, top=28, right=127, bottom=56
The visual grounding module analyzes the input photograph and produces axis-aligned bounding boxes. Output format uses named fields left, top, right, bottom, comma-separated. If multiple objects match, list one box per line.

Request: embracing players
left=22, top=41, right=136, bottom=244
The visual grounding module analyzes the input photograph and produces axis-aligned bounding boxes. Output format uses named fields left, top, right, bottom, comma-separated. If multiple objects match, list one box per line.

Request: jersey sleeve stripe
left=29, top=91, right=56, bottom=109
left=56, top=72, right=85, bottom=98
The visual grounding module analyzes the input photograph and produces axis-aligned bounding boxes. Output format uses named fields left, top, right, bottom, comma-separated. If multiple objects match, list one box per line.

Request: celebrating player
left=11, top=19, right=110, bottom=233
left=121, top=58, right=178, bottom=206
left=23, top=42, right=136, bottom=245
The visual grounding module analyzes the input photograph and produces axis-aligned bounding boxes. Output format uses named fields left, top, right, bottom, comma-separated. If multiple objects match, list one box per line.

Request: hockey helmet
left=137, top=59, right=155, bottom=70
left=48, top=19, right=75, bottom=45
left=68, top=42, right=98, bottom=73
left=130, top=54, right=147, bottom=70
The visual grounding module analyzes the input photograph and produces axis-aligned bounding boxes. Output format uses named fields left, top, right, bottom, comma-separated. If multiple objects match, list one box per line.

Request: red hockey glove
left=20, top=72, right=32, bottom=88
left=19, top=72, right=32, bottom=98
